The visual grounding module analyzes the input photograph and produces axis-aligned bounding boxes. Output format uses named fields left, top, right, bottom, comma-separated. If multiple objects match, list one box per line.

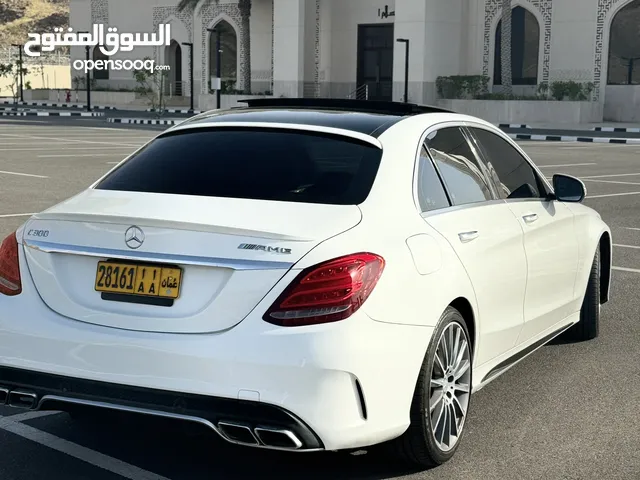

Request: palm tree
left=500, top=0, right=513, bottom=95
left=177, top=0, right=252, bottom=94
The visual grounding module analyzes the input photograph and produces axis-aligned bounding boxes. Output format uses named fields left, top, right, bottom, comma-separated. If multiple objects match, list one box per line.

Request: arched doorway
left=608, top=0, right=640, bottom=85
left=208, top=20, right=238, bottom=93
left=493, top=6, right=540, bottom=85
left=165, top=40, right=183, bottom=96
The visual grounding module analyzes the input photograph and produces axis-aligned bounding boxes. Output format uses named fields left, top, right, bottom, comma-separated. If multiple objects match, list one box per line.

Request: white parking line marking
left=0, top=133, right=141, bottom=148
left=0, top=170, right=48, bottom=179
left=0, top=213, right=36, bottom=218
left=6, top=411, right=61, bottom=422
left=0, top=415, right=171, bottom=480
left=614, top=243, right=640, bottom=250
left=38, top=154, right=127, bottom=158
left=613, top=266, right=640, bottom=274
left=582, top=179, right=640, bottom=186
left=587, top=191, right=640, bottom=199
left=581, top=173, right=640, bottom=179
left=624, top=227, right=640, bottom=231
left=537, top=163, right=597, bottom=168
left=1, top=147, right=135, bottom=152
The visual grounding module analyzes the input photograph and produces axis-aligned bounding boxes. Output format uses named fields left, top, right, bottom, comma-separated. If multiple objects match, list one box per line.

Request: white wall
left=250, top=0, right=273, bottom=93
left=548, top=0, right=599, bottom=85
left=605, top=86, right=640, bottom=122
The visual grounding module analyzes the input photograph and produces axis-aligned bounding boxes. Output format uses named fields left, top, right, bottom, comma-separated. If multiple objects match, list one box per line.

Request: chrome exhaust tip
left=254, top=426, right=303, bottom=450
left=0, top=387, right=8, bottom=405
left=8, top=390, right=37, bottom=409
left=217, top=421, right=259, bottom=446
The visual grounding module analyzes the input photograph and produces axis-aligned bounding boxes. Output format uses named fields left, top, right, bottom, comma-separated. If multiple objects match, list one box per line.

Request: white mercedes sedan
left=0, top=98, right=612, bottom=468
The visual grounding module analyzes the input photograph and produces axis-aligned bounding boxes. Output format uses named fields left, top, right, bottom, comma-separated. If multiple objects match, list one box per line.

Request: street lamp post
left=207, top=27, right=222, bottom=109
left=77, top=32, right=92, bottom=111
left=11, top=44, right=24, bottom=103
left=396, top=38, right=410, bottom=103
left=181, top=42, right=194, bottom=111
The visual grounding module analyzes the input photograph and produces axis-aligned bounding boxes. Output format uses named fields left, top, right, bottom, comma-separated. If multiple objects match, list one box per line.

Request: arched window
left=92, top=47, right=109, bottom=80
left=208, top=20, right=238, bottom=92
left=165, top=40, right=184, bottom=96
left=608, top=0, right=640, bottom=85
left=494, top=6, right=540, bottom=85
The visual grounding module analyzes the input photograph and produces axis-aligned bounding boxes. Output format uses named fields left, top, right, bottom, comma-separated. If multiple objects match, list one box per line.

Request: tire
left=386, top=306, right=473, bottom=468
left=560, top=246, right=601, bottom=343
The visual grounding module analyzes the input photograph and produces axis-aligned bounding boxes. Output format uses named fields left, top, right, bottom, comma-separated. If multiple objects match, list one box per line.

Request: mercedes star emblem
left=124, top=226, right=145, bottom=249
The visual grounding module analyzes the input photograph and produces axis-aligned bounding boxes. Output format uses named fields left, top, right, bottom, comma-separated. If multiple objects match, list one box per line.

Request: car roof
left=172, top=98, right=456, bottom=138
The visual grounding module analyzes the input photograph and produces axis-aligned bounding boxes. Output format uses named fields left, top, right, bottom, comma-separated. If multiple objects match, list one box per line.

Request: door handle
left=523, top=214, right=539, bottom=224
left=458, top=231, right=479, bottom=243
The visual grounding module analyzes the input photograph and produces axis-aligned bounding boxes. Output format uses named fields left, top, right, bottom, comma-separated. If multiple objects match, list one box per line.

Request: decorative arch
left=198, top=4, right=245, bottom=94
left=206, top=16, right=240, bottom=93
left=483, top=0, right=553, bottom=85
left=493, top=5, right=541, bottom=85
left=152, top=8, right=193, bottom=96
left=593, top=0, right=636, bottom=100
left=92, top=47, right=109, bottom=80
left=607, top=0, right=640, bottom=85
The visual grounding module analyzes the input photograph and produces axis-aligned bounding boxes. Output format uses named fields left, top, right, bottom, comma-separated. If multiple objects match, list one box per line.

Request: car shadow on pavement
left=55, top=411, right=428, bottom=480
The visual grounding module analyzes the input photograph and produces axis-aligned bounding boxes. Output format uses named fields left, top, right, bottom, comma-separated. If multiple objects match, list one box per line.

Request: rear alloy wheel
left=389, top=307, right=472, bottom=468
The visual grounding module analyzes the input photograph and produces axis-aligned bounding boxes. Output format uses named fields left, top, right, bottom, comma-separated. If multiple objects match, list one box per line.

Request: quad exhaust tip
left=7, top=390, right=37, bottom=409
left=217, top=421, right=303, bottom=450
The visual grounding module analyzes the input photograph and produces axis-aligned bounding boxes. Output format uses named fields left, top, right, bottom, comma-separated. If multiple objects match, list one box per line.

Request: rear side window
left=425, top=127, right=494, bottom=206
left=96, top=128, right=383, bottom=205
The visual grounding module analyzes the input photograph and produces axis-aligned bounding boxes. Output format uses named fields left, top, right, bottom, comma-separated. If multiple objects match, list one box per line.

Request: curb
left=592, top=126, right=640, bottom=133
left=0, top=111, right=104, bottom=117
left=498, top=123, right=532, bottom=129
left=509, top=133, right=640, bottom=144
left=1, top=101, right=117, bottom=110
left=108, top=118, right=182, bottom=125
left=146, top=108, right=202, bottom=114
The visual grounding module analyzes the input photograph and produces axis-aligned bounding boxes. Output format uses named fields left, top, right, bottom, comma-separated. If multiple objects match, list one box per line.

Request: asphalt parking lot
left=0, top=117, right=639, bottom=480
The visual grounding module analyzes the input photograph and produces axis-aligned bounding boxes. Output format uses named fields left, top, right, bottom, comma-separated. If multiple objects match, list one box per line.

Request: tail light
left=0, top=231, right=22, bottom=296
left=263, top=253, right=385, bottom=327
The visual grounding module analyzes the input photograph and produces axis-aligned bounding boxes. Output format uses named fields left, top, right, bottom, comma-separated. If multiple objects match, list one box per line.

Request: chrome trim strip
left=36, top=395, right=323, bottom=452
left=23, top=239, right=294, bottom=271
left=254, top=426, right=303, bottom=450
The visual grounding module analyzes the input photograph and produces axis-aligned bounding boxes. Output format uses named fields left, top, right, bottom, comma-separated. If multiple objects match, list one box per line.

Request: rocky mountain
left=0, top=0, right=69, bottom=47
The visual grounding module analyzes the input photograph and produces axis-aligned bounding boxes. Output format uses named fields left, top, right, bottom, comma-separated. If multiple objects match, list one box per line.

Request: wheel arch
left=599, top=231, right=612, bottom=304
left=449, top=297, right=477, bottom=357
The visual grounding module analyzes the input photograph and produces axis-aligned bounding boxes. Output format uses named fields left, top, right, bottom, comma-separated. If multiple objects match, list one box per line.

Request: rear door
left=418, top=126, right=528, bottom=366
left=466, top=126, right=579, bottom=343
left=21, top=127, right=383, bottom=334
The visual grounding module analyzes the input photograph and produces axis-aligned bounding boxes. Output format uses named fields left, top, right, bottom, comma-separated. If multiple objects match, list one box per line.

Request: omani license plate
left=94, top=261, right=182, bottom=299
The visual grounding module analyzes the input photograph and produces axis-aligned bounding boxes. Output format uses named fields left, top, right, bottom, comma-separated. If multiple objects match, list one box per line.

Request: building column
left=392, top=0, right=428, bottom=103
left=273, top=0, right=306, bottom=97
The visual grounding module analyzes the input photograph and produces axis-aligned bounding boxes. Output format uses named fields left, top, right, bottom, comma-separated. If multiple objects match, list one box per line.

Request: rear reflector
left=263, top=253, right=385, bottom=327
left=0, top=231, right=21, bottom=296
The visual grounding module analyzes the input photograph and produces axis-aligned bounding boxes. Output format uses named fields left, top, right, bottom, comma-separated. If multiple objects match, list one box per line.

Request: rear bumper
left=0, top=258, right=435, bottom=451
left=0, top=365, right=323, bottom=451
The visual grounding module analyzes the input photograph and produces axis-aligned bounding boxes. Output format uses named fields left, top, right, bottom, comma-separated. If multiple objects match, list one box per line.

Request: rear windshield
left=96, top=128, right=383, bottom=205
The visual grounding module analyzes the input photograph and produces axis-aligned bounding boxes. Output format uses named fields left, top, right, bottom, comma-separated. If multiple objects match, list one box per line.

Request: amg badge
left=237, top=243, right=292, bottom=255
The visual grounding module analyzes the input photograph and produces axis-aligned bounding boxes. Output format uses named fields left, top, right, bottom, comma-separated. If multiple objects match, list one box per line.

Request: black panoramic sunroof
left=239, top=97, right=453, bottom=116
left=183, top=98, right=454, bottom=138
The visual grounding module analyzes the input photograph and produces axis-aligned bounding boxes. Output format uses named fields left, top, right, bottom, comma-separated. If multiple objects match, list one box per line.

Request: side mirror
left=553, top=174, right=586, bottom=203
